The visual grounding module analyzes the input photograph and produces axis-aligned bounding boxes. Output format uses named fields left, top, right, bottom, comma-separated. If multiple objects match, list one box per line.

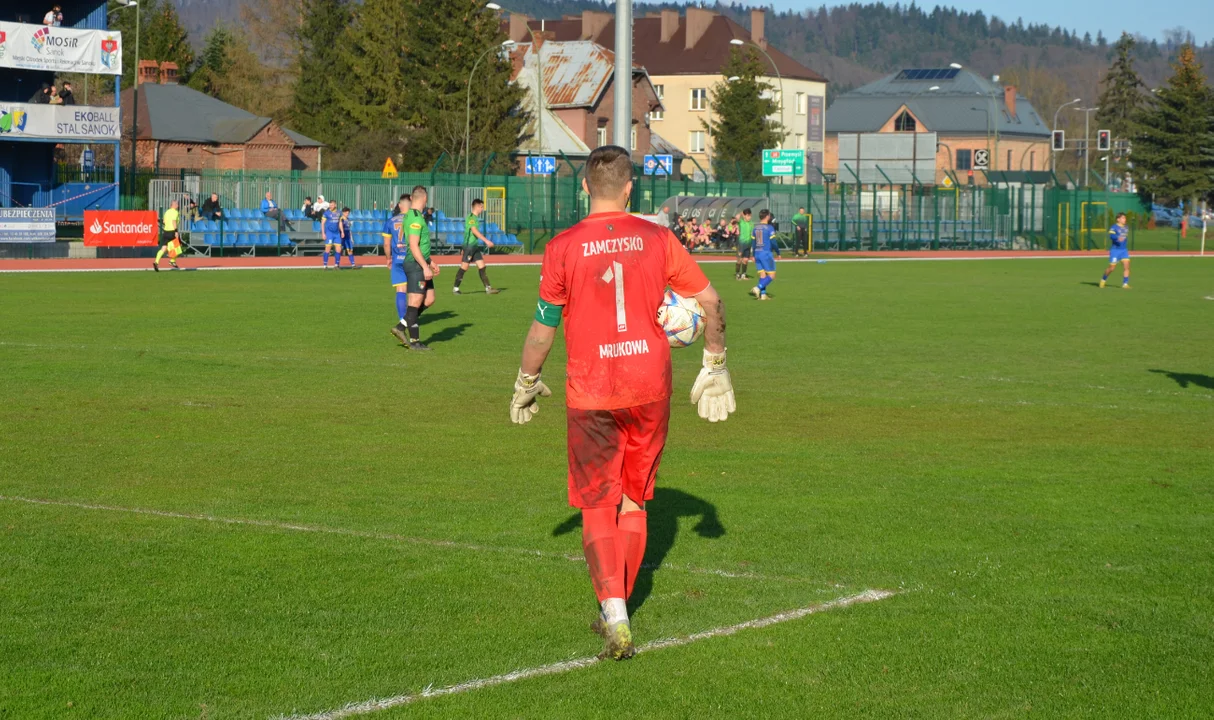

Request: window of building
left=956, top=149, right=972, bottom=170
left=795, top=133, right=805, bottom=150
left=631, top=126, right=637, bottom=151
left=796, top=92, right=807, bottom=115
left=689, top=130, right=706, bottom=153
left=1029, top=150, right=1036, bottom=171
left=770, top=90, right=782, bottom=115
left=596, top=124, right=608, bottom=148
left=1007, top=149, right=1013, bottom=171
left=650, top=84, right=664, bottom=122
left=690, top=88, right=707, bottom=111
left=894, top=111, right=917, bottom=132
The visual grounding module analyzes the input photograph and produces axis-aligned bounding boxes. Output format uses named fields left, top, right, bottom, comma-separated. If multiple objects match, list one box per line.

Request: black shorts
left=737, top=244, right=752, bottom=259
left=404, top=260, right=434, bottom=295
left=159, top=230, right=178, bottom=245
left=461, top=244, right=484, bottom=264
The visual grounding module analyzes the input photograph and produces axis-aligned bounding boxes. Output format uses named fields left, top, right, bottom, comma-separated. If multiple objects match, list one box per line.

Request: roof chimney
left=1003, top=85, right=1018, bottom=120
left=136, top=59, right=159, bottom=86
left=750, top=8, right=766, bottom=48
left=581, top=10, right=611, bottom=41
left=685, top=8, right=714, bottom=50
left=159, top=62, right=179, bottom=85
left=508, top=13, right=531, bottom=43
left=660, top=9, right=678, bottom=43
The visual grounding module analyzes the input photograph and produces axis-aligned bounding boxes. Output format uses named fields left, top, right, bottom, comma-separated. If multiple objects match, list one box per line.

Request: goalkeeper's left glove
left=690, top=348, right=736, bottom=422
left=510, top=369, right=551, bottom=425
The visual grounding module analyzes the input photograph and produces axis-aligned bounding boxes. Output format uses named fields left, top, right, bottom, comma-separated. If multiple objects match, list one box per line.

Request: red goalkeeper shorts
left=566, top=399, right=671, bottom=509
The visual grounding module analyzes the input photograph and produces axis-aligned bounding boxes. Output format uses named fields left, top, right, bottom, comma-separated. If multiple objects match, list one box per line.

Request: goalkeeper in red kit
left=510, top=145, right=735, bottom=660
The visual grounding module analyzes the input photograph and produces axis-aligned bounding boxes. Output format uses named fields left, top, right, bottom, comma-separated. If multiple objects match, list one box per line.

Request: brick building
left=120, top=61, right=323, bottom=172
left=825, top=68, right=1051, bottom=183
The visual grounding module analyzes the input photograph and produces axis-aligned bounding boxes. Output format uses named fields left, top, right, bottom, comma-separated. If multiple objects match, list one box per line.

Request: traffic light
left=1097, top=130, right=1111, bottom=152
left=1052, top=130, right=1065, bottom=151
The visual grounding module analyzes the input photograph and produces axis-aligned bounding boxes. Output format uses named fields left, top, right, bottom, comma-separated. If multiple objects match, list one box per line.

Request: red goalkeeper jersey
left=539, top=211, right=710, bottom=411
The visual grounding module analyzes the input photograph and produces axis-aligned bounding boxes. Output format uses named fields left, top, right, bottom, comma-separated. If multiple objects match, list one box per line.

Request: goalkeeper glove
left=690, top=348, right=736, bottom=422
left=510, top=369, right=552, bottom=425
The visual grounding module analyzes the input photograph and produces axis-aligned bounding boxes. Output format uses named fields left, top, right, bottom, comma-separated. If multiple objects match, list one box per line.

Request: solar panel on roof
left=895, top=68, right=961, bottom=81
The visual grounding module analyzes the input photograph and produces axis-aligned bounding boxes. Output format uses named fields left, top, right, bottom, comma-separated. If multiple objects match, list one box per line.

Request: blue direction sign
left=525, top=156, right=556, bottom=175
left=643, top=154, right=674, bottom=176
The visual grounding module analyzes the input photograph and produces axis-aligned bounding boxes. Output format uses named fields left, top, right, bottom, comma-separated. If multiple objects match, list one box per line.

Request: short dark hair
left=342, top=207, right=351, bottom=213
left=584, top=145, right=633, bottom=199
left=758, top=209, right=771, bottom=221
left=471, top=198, right=484, bottom=209
left=304, top=196, right=312, bottom=201
left=1116, top=212, right=1127, bottom=220
left=742, top=208, right=752, bottom=217
left=398, top=193, right=410, bottom=202
left=411, top=185, right=427, bottom=200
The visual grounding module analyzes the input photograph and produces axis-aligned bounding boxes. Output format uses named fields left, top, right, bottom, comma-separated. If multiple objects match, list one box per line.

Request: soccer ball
left=657, top=289, right=705, bottom=348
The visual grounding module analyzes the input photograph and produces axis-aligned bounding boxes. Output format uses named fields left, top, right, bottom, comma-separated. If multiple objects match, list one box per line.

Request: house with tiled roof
left=508, top=8, right=827, bottom=181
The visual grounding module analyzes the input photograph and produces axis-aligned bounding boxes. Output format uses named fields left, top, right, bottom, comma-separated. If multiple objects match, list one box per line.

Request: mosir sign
left=0, top=22, right=122, bottom=75
left=84, top=211, right=159, bottom=246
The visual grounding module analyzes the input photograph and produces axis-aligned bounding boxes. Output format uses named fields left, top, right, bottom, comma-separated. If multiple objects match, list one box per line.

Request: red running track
left=0, top=251, right=1207, bottom=272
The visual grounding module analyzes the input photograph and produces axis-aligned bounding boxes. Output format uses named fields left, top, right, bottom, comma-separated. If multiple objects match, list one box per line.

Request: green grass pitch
left=1, top=257, right=1212, bottom=719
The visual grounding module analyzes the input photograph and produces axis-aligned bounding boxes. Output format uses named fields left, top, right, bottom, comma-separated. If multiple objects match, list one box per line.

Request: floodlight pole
left=1052, top=98, right=1081, bottom=174
left=465, top=40, right=515, bottom=174
left=613, top=0, right=632, bottom=149
left=1072, top=106, right=1100, bottom=187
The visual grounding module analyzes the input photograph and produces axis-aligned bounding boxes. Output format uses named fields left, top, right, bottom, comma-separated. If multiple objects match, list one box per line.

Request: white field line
left=2, top=254, right=1210, bottom=273
left=0, top=495, right=810, bottom=584
left=275, top=589, right=894, bottom=720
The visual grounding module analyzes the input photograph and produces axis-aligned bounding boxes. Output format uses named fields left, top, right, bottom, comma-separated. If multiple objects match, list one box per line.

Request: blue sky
left=748, top=0, right=1211, bottom=45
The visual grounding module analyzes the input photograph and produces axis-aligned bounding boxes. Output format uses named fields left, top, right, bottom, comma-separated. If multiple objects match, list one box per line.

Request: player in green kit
left=453, top=199, right=499, bottom=295
left=400, top=185, right=441, bottom=351
left=734, top=208, right=754, bottom=280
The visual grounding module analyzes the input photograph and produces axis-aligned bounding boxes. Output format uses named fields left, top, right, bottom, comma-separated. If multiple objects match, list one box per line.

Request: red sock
left=617, top=510, right=648, bottom=600
left=581, top=507, right=624, bottom=602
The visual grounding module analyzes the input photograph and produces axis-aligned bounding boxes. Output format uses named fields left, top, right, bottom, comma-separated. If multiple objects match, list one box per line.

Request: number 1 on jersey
left=601, top=261, right=627, bottom=332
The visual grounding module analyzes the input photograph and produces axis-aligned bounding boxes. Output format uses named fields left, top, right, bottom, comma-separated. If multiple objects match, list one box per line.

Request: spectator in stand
left=44, top=5, right=63, bottom=26
left=313, top=195, right=330, bottom=215
left=261, top=191, right=294, bottom=230
left=183, top=195, right=200, bottom=224
left=423, top=206, right=437, bottom=224
left=201, top=193, right=223, bottom=222
left=671, top=215, right=687, bottom=247
left=48, top=86, right=63, bottom=105
left=59, top=82, right=76, bottom=105
left=301, top=196, right=323, bottom=221
left=30, top=84, right=52, bottom=104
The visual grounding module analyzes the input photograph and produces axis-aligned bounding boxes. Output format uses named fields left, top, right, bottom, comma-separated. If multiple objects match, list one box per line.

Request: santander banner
left=84, top=210, right=159, bottom=247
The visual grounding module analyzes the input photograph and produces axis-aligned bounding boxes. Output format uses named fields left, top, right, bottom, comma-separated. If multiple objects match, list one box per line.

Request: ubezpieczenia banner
left=0, top=103, right=120, bottom=141
left=0, top=208, right=56, bottom=242
left=0, top=22, right=122, bottom=75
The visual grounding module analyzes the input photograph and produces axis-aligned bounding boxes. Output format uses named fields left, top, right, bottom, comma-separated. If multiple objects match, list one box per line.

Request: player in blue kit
left=1099, top=212, right=1131, bottom=289
left=337, top=206, right=356, bottom=268
left=321, top=202, right=342, bottom=269
left=382, top=194, right=413, bottom=345
left=749, top=209, right=780, bottom=301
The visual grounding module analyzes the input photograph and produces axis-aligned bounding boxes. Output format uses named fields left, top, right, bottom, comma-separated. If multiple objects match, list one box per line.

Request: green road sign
left=762, top=149, right=804, bottom=177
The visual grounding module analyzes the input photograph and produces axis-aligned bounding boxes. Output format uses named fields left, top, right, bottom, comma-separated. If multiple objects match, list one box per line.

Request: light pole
left=465, top=39, right=515, bottom=174
left=1071, top=105, right=1100, bottom=187
left=907, top=85, right=938, bottom=184
left=1051, top=98, right=1081, bottom=174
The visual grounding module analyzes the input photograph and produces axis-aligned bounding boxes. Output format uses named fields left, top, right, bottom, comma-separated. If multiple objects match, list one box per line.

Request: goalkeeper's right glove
left=689, top=348, right=736, bottom=422
left=510, top=369, right=551, bottom=425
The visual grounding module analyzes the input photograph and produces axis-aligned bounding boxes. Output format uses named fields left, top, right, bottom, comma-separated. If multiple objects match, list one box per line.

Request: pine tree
left=292, top=0, right=354, bottom=150
left=188, top=25, right=235, bottom=97
left=1133, top=44, right=1214, bottom=212
left=402, top=0, right=529, bottom=173
left=1096, top=34, right=1147, bottom=178
left=109, top=0, right=194, bottom=89
left=702, top=46, right=783, bottom=182
left=334, top=0, right=414, bottom=164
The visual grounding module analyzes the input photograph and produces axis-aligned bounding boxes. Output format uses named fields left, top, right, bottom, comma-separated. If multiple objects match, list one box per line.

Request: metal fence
left=57, top=164, right=1167, bottom=253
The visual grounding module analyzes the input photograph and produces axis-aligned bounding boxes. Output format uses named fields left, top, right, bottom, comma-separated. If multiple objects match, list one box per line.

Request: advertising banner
left=84, top=210, right=159, bottom=246
left=807, top=95, right=824, bottom=144
left=0, top=102, right=120, bottom=141
left=0, top=22, right=122, bottom=75
left=0, top=207, right=56, bottom=242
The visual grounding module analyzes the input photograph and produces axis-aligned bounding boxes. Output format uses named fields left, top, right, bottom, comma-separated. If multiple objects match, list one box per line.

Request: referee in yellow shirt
left=154, top=200, right=182, bottom=271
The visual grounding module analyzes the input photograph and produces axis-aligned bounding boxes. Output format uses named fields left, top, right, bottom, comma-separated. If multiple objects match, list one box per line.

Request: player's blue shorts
left=390, top=260, right=408, bottom=286
left=1109, top=247, right=1129, bottom=262
left=341, top=237, right=354, bottom=252
left=754, top=252, right=777, bottom=274
left=324, top=233, right=341, bottom=245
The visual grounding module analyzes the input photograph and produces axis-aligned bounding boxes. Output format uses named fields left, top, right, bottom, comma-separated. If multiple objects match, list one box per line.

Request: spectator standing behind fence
left=261, top=191, right=294, bottom=230
left=791, top=207, right=809, bottom=256
left=59, top=82, right=76, bottom=105
left=201, top=193, right=223, bottom=222
left=43, top=5, right=63, bottom=25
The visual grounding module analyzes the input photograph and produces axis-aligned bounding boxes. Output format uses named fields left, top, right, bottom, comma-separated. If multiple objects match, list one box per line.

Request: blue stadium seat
left=311, top=221, right=322, bottom=232
left=202, top=233, right=216, bottom=245
left=486, top=223, right=502, bottom=233
left=436, top=210, right=447, bottom=221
